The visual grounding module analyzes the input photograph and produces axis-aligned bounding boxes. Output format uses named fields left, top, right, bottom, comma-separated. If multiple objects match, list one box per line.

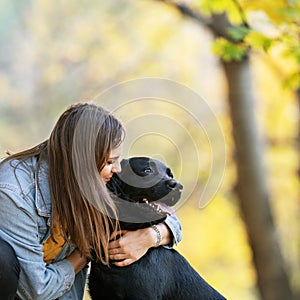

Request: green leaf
left=244, top=31, right=273, bottom=51
left=227, top=26, right=250, bottom=41
left=197, top=0, right=245, bottom=24
left=279, top=7, right=300, bottom=23
left=211, top=37, right=247, bottom=62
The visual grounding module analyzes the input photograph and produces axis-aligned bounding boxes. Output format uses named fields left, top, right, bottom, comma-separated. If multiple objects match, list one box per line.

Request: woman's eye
left=107, top=160, right=113, bottom=165
left=144, top=167, right=152, bottom=173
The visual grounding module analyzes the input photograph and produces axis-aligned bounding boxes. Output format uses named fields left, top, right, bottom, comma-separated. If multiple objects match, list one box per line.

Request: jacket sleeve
left=0, top=186, right=75, bottom=300
left=163, top=212, right=183, bottom=248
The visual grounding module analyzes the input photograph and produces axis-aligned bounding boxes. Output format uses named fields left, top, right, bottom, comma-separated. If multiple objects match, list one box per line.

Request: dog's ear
left=120, top=158, right=130, bottom=169
left=106, top=158, right=137, bottom=197
left=106, top=158, right=129, bottom=195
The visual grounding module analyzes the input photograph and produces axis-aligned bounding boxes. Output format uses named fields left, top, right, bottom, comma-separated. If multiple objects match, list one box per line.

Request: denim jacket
left=0, top=156, right=182, bottom=300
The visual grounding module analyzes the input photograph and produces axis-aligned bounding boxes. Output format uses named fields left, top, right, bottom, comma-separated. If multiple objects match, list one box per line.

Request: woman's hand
left=65, top=249, right=89, bottom=274
left=108, top=223, right=172, bottom=267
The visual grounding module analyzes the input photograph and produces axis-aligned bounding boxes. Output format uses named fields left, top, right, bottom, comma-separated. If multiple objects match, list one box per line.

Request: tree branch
left=152, top=0, right=252, bottom=40
left=231, top=0, right=249, bottom=27
left=152, top=0, right=221, bottom=37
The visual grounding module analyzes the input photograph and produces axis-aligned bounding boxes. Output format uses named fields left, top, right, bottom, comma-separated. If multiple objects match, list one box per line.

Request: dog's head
left=106, top=157, right=183, bottom=227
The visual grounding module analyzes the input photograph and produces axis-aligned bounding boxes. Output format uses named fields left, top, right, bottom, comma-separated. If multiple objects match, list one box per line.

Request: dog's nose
left=167, top=179, right=179, bottom=189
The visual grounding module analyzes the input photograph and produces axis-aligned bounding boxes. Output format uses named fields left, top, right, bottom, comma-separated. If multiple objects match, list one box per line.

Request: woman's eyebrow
left=109, top=155, right=120, bottom=160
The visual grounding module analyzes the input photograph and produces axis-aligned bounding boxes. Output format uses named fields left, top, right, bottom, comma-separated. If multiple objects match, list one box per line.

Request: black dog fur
left=88, top=157, right=226, bottom=300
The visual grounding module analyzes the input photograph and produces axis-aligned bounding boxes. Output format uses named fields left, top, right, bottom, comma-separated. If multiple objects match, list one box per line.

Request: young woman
left=0, top=103, right=182, bottom=300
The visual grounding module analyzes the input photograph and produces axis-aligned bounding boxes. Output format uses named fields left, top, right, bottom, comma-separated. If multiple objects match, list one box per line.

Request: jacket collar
left=35, top=157, right=51, bottom=218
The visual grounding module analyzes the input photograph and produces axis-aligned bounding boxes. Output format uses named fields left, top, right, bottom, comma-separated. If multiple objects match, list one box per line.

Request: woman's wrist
left=149, top=223, right=171, bottom=247
left=65, top=249, right=89, bottom=274
left=151, top=225, right=162, bottom=247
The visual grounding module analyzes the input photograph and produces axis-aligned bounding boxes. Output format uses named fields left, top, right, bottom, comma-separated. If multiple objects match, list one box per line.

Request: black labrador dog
left=88, top=157, right=226, bottom=300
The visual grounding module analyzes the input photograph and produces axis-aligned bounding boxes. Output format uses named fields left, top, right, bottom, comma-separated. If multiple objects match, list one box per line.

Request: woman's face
left=100, top=145, right=122, bottom=183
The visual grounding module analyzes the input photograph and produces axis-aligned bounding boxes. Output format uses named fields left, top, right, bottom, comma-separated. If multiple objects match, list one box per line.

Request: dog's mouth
left=142, top=198, right=174, bottom=216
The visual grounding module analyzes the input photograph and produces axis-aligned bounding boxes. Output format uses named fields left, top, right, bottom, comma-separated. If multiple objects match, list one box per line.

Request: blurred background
left=0, top=1, right=299, bottom=299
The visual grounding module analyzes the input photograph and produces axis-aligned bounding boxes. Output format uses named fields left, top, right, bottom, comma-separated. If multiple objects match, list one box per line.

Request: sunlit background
left=0, top=1, right=299, bottom=300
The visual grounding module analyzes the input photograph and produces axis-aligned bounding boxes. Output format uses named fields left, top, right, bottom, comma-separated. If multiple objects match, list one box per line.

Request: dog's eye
left=144, top=167, right=152, bottom=174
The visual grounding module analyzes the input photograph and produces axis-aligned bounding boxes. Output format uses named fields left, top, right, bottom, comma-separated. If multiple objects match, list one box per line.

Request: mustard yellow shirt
left=43, top=222, right=66, bottom=264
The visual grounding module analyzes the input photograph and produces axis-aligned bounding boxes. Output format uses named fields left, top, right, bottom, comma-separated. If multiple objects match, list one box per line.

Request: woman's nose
left=112, top=161, right=122, bottom=173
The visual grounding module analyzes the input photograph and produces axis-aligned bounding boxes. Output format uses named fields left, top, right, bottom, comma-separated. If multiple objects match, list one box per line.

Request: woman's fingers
left=108, top=240, right=120, bottom=250
left=108, top=228, right=154, bottom=266
left=109, top=230, right=128, bottom=241
left=108, top=253, right=126, bottom=261
left=108, top=247, right=122, bottom=255
left=112, top=258, right=134, bottom=267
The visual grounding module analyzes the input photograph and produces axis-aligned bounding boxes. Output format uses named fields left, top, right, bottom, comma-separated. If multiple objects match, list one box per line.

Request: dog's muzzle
left=166, top=179, right=183, bottom=191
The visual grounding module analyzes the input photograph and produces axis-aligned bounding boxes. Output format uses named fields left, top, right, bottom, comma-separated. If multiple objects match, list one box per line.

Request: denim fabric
left=0, top=156, right=182, bottom=299
left=0, top=157, right=80, bottom=300
left=165, top=212, right=182, bottom=248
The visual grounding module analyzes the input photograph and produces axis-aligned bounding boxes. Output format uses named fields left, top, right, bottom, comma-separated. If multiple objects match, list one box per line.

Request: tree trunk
left=297, top=87, right=300, bottom=181
left=152, top=1, right=294, bottom=299
left=222, top=57, right=293, bottom=300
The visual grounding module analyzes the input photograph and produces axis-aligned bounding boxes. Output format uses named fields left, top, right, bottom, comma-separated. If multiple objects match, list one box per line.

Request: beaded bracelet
left=151, top=224, right=162, bottom=247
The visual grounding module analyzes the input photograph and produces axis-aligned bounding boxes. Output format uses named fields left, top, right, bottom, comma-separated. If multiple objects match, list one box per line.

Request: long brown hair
left=2, top=102, right=125, bottom=264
